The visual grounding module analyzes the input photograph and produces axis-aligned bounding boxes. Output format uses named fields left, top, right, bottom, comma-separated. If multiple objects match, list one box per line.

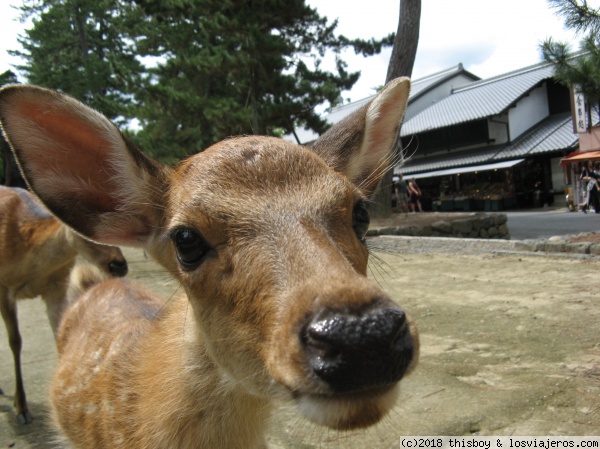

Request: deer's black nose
left=303, top=305, right=414, bottom=393
left=108, top=260, right=128, bottom=277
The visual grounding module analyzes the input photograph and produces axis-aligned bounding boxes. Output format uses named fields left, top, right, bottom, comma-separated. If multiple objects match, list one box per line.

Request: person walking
left=408, top=179, right=423, bottom=213
left=580, top=160, right=600, bottom=213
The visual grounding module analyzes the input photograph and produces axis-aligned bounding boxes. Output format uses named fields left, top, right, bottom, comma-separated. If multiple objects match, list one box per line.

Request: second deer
left=0, top=185, right=128, bottom=424
left=0, top=77, right=418, bottom=448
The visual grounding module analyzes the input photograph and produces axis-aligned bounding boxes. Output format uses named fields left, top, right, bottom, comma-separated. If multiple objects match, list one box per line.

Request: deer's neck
left=10, top=221, right=76, bottom=299
left=43, top=223, right=77, bottom=261
left=131, top=296, right=272, bottom=449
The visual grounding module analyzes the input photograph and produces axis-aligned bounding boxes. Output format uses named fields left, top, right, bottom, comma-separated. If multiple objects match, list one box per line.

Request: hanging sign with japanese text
left=571, top=85, right=589, bottom=133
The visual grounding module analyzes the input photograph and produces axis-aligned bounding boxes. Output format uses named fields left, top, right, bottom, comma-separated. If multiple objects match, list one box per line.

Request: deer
left=0, top=184, right=128, bottom=425
left=0, top=76, right=418, bottom=448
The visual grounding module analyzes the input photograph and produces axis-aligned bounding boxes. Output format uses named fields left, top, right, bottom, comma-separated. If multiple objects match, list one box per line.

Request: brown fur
left=0, top=77, right=418, bottom=448
left=0, top=185, right=127, bottom=424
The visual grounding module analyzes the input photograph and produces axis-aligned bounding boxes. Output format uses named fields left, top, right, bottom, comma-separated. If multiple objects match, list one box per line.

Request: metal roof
left=326, top=64, right=475, bottom=123
left=401, top=62, right=556, bottom=137
left=284, top=64, right=477, bottom=144
left=404, top=159, right=525, bottom=180
left=397, top=112, right=580, bottom=175
left=491, top=113, right=578, bottom=159
left=395, top=146, right=502, bottom=174
left=410, top=63, right=479, bottom=98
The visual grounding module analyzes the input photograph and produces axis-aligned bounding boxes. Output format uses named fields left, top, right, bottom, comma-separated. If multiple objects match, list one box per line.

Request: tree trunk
left=386, top=0, right=421, bottom=83
left=370, top=0, right=421, bottom=219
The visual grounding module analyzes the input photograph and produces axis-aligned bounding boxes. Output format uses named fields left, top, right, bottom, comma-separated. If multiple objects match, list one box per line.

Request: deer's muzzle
left=303, top=302, right=415, bottom=394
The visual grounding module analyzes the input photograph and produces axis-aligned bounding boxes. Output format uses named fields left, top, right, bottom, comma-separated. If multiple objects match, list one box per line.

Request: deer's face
left=68, top=231, right=128, bottom=278
left=0, top=77, right=415, bottom=433
left=157, top=136, right=418, bottom=430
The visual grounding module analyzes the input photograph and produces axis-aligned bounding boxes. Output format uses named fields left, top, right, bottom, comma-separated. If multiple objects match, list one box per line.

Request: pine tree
left=12, top=0, right=393, bottom=162
left=132, top=0, right=393, bottom=161
left=13, top=0, right=144, bottom=125
left=541, top=0, right=600, bottom=115
left=0, top=70, right=20, bottom=185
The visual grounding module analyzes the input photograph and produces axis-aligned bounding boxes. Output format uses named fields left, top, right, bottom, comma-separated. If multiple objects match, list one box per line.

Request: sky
left=0, top=0, right=590, bottom=104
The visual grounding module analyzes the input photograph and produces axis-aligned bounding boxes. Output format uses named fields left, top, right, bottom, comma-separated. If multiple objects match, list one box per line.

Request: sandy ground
left=2, top=242, right=600, bottom=448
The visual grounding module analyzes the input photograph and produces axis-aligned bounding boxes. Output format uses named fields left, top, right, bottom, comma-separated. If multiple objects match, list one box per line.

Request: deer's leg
left=0, top=289, right=32, bottom=424
left=41, top=281, right=68, bottom=340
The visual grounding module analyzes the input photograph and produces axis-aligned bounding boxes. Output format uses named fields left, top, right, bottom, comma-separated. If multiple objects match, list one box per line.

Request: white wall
left=508, top=83, right=549, bottom=141
left=487, top=114, right=509, bottom=145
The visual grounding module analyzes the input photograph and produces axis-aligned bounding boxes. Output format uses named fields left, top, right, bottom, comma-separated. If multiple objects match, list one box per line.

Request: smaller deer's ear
left=309, top=77, right=410, bottom=197
left=0, top=85, right=169, bottom=246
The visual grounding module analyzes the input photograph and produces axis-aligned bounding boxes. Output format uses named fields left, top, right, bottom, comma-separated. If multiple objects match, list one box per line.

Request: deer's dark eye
left=171, top=227, right=210, bottom=271
left=352, top=200, right=370, bottom=243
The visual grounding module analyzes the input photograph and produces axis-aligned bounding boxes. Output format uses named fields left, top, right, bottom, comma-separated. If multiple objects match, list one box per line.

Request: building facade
left=289, top=61, right=600, bottom=212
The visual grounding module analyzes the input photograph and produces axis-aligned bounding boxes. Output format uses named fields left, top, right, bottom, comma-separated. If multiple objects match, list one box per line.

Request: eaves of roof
left=396, top=146, right=503, bottom=174
left=400, top=62, right=556, bottom=137
left=409, top=63, right=480, bottom=100
left=491, top=113, right=578, bottom=159
left=397, top=112, right=579, bottom=175
left=324, top=64, right=478, bottom=125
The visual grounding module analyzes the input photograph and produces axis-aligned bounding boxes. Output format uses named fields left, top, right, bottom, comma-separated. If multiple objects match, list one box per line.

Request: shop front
left=398, top=157, right=555, bottom=212
left=560, top=149, right=600, bottom=211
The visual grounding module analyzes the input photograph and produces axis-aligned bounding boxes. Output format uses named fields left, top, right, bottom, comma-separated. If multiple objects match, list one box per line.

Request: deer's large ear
left=0, top=85, right=170, bottom=246
left=310, top=77, right=410, bottom=197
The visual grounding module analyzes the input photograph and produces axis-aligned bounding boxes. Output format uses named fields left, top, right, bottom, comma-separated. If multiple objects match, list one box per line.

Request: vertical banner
left=571, top=84, right=589, bottom=133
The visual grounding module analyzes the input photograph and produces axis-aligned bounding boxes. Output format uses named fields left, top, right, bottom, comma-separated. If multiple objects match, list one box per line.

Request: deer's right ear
left=310, top=77, right=410, bottom=197
left=0, top=85, right=169, bottom=247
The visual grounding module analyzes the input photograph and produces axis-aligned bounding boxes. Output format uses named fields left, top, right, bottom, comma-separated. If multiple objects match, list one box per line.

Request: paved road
left=506, top=208, right=600, bottom=240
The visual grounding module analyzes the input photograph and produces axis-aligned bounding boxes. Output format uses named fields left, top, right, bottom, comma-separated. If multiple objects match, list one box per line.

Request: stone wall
left=514, top=236, right=600, bottom=256
left=368, top=213, right=510, bottom=239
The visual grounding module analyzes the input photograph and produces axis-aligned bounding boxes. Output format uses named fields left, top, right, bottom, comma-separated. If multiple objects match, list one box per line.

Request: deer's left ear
left=310, top=77, right=410, bottom=197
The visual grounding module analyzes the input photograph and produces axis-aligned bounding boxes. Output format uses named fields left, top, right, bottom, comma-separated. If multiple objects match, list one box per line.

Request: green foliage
left=547, top=0, right=600, bottom=35
left=0, top=70, right=19, bottom=86
left=132, top=0, right=388, bottom=160
left=13, top=0, right=144, bottom=125
left=0, top=70, right=20, bottom=185
left=542, top=0, right=600, bottom=113
left=13, top=0, right=393, bottom=162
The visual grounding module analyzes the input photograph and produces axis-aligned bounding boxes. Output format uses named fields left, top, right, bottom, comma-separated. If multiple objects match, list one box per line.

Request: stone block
left=514, top=240, right=536, bottom=252
left=494, top=214, right=508, bottom=226
left=544, top=240, right=566, bottom=253
left=432, top=221, right=452, bottom=234
left=564, top=242, right=591, bottom=254
left=452, top=219, right=474, bottom=235
left=480, top=216, right=495, bottom=228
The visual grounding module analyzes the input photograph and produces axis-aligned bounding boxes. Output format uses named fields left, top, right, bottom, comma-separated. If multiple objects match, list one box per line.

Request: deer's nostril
left=108, top=260, right=128, bottom=277
left=303, top=306, right=414, bottom=393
